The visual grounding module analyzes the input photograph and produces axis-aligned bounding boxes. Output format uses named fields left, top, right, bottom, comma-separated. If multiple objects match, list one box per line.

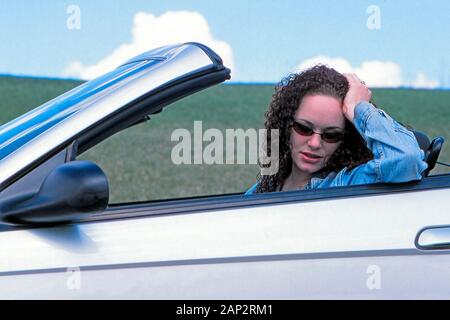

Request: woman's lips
left=300, top=152, right=322, bottom=163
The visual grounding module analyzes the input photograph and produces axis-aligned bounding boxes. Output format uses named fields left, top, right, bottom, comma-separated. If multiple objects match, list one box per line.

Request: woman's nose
left=307, top=133, right=322, bottom=148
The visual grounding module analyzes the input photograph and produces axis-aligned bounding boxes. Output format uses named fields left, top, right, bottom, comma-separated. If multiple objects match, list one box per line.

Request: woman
left=245, top=65, right=427, bottom=194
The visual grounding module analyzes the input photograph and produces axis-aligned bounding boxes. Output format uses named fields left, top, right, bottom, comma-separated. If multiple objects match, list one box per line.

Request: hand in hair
left=342, top=73, right=372, bottom=123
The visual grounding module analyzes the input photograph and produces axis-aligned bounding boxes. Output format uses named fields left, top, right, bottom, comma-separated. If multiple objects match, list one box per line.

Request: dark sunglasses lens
left=293, top=122, right=313, bottom=136
left=322, top=132, right=344, bottom=143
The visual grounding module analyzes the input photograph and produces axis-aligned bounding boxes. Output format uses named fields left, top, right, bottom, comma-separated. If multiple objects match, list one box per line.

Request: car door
left=0, top=175, right=449, bottom=299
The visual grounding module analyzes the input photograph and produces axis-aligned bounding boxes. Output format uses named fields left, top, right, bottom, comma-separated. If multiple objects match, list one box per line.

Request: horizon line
left=0, top=73, right=449, bottom=91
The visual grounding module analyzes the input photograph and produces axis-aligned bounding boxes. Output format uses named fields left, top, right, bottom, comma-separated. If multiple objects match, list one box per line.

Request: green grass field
left=1, top=76, right=449, bottom=203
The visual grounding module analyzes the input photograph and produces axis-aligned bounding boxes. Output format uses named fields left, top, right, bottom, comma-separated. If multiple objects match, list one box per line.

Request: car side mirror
left=413, top=131, right=446, bottom=176
left=424, top=137, right=445, bottom=176
left=0, top=160, right=109, bottom=226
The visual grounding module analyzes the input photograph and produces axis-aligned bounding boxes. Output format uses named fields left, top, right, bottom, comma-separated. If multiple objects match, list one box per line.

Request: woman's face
left=289, top=94, right=346, bottom=175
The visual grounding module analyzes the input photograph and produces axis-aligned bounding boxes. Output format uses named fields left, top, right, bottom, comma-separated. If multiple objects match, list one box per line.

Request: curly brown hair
left=255, top=65, right=374, bottom=193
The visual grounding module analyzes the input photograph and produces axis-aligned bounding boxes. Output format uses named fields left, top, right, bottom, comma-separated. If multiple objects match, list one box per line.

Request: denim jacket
left=245, top=101, right=428, bottom=195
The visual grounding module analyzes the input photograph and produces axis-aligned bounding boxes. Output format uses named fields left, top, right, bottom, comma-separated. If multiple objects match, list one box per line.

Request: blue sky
left=0, top=0, right=449, bottom=87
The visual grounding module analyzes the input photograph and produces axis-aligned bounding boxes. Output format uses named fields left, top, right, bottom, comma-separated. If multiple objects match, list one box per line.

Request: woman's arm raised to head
left=335, top=74, right=427, bottom=184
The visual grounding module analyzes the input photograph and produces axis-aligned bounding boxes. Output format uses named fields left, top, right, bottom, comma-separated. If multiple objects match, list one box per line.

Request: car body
left=0, top=43, right=449, bottom=299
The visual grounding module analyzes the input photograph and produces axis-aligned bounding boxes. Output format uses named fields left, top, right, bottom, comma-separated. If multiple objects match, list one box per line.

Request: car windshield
left=0, top=60, right=161, bottom=161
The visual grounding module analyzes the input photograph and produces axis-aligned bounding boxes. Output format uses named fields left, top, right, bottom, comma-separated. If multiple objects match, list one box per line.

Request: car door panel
left=0, top=187, right=449, bottom=298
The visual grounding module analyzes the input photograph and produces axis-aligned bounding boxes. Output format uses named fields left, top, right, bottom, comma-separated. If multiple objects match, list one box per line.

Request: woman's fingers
left=351, top=74, right=365, bottom=86
left=352, top=73, right=363, bottom=85
left=343, top=73, right=355, bottom=85
left=345, top=73, right=367, bottom=87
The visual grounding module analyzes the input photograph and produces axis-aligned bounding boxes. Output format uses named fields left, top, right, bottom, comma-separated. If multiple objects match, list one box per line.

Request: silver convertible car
left=0, top=43, right=449, bottom=299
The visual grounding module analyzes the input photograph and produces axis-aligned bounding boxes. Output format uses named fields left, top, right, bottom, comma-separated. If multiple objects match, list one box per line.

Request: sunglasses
left=292, top=121, right=345, bottom=143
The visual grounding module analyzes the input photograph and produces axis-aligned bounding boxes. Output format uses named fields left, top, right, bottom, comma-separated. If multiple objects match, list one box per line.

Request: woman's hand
left=343, top=73, right=372, bottom=123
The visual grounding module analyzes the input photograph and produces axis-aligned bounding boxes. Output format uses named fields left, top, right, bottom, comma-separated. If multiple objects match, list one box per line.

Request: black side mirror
left=424, top=137, right=445, bottom=176
left=0, top=161, right=109, bottom=226
left=412, top=131, right=445, bottom=177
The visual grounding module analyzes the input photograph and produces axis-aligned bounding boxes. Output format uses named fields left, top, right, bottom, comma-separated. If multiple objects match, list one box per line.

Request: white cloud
left=62, top=61, right=84, bottom=78
left=295, top=56, right=441, bottom=88
left=63, top=11, right=235, bottom=80
left=295, top=56, right=402, bottom=87
left=411, top=72, right=439, bottom=89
